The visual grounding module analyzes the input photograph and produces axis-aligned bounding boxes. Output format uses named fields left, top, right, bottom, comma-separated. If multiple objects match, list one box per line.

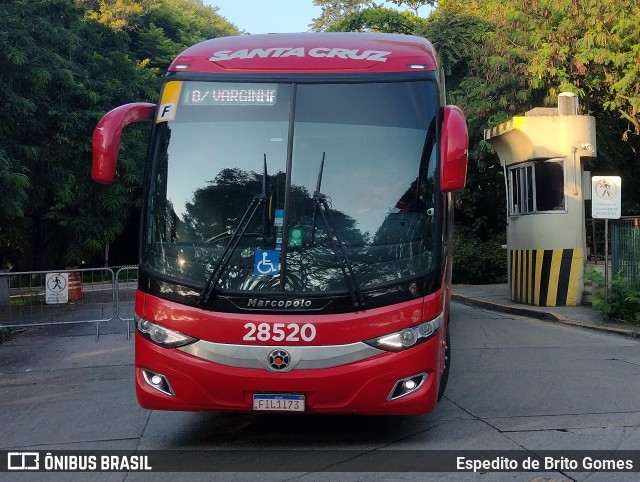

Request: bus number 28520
left=243, top=322, right=317, bottom=342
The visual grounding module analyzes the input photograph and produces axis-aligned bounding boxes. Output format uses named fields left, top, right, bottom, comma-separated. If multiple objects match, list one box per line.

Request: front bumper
left=135, top=332, right=442, bottom=415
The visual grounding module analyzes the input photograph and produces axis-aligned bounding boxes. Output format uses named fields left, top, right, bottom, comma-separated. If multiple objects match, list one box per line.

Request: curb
left=451, top=294, right=640, bottom=339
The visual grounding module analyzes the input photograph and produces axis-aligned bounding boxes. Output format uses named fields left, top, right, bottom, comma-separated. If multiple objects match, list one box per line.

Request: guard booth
left=484, top=93, right=597, bottom=306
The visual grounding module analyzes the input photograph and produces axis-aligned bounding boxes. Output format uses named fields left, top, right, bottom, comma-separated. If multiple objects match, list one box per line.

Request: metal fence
left=587, top=217, right=640, bottom=287
left=611, top=219, right=640, bottom=287
left=0, top=266, right=137, bottom=340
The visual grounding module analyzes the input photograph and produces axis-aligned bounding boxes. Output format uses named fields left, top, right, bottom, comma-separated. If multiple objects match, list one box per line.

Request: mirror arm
left=92, top=102, right=156, bottom=184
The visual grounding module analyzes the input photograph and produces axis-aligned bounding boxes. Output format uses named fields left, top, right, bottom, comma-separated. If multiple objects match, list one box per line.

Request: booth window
left=508, top=159, right=565, bottom=215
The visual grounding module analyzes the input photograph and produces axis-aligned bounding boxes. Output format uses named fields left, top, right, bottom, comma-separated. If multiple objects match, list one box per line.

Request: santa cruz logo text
left=209, top=47, right=391, bottom=63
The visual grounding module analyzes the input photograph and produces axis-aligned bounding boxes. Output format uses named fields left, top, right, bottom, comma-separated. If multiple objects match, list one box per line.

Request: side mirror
left=92, top=102, right=156, bottom=184
left=440, top=105, right=468, bottom=192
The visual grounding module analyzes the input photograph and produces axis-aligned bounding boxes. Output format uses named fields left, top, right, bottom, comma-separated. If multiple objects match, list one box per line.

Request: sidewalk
left=452, top=284, right=640, bottom=339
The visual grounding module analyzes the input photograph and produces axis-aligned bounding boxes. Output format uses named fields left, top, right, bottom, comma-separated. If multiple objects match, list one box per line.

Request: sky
left=204, top=1, right=414, bottom=35
left=205, top=1, right=323, bottom=34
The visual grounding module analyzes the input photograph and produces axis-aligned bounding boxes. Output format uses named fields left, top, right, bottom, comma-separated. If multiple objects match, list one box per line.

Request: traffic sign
left=46, top=272, right=69, bottom=304
left=591, top=176, right=621, bottom=219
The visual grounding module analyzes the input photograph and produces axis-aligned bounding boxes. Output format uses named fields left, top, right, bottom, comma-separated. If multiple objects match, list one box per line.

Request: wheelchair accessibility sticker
left=254, top=250, right=280, bottom=276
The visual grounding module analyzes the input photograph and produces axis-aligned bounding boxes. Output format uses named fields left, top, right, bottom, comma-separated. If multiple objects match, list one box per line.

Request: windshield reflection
left=143, top=80, right=439, bottom=296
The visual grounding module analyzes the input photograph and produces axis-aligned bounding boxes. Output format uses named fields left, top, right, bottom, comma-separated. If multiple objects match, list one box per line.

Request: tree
left=132, top=0, right=239, bottom=70
left=310, top=0, right=376, bottom=31
left=414, top=12, right=485, bottom=83
left=0, top=0, right=238, bottom=269
left=0, top=151, right=29, bottom=268
left=469, top=0, right=640, bottom=210
left=328, top=6, right=423, bottom=33
left=576, top=2, right=639, bottom=139
left=414, top=9, right=511, bottom=244
left=81, top=0, right=146, bottom=30
left=386, top=0, right=434, bottom=16
left=57, top=0, right=239, bottom=266
left=0, top=0, right=123, bottom=267
left=505, top=0, right=640, bottom=211
left=419, top=0, right=640, bottom=266
left=3, top=0, right=639, bottom=272
left=83, top=0, right=239, bottom=70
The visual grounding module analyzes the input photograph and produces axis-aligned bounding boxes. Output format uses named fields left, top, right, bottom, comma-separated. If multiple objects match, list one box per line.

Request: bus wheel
left=437, top=325, right=451, bottom=401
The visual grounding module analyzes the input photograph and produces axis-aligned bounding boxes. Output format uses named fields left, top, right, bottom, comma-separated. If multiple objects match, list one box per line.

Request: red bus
left=92, top=32, right=468, bottom=415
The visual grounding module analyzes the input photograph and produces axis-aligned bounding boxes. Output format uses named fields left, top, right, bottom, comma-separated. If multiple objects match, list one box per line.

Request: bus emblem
left=246, top=298, right=313, bottom=309
left=268, top=349, right=290, bottom=371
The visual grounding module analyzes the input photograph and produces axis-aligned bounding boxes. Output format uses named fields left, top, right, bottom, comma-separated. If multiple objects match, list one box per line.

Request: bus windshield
left=143, top=79, right=440, bottom=298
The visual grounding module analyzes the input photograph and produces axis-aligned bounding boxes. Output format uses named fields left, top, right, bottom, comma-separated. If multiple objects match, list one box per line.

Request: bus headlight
left=365, top=312, right=443, bottom=352
left=134, top=314, right=198, bottom=348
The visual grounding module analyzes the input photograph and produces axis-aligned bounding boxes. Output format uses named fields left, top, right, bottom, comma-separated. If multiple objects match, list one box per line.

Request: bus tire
left=437, top=325, right=451, bottom=401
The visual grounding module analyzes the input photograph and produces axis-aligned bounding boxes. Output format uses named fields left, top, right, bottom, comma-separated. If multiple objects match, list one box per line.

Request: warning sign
left=591, top=176, right=621, bottom=219
left=46, top=272, right=69, bottom=304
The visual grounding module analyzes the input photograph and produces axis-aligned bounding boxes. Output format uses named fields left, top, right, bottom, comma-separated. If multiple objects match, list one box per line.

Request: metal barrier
left=115, top=266, right=138, bottom=339
left=587, top=216, right=640, bottom=263
left=612, top=219, right=640, bottom=288
left=0, top=267, right=137, bottom=340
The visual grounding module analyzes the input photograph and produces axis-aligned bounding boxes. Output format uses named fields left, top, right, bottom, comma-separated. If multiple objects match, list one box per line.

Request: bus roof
left=169, top=32, right=439, bottom=74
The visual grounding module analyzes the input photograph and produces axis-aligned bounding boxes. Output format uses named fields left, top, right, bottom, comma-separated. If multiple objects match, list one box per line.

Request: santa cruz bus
left=92, top=32, right=468, bottom=414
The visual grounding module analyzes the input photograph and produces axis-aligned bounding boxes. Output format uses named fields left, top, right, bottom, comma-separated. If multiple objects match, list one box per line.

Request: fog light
left=388, top=373, right=427, bottom=400
left=142, top=369, right=175, bottom=397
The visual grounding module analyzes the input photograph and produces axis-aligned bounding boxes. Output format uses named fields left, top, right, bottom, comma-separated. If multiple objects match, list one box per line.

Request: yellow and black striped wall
left=509, top=248, right=583, bottom=306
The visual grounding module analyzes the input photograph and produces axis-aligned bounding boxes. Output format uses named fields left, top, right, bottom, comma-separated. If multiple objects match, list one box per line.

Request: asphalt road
left=1, top=301, right=639, bottom=481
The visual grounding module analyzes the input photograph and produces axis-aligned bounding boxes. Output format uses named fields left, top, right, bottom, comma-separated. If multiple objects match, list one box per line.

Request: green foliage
left=387, top=0, right=434, bottom=15
left=84, top=0, right=145, bottom=29
left=574, top=2, right=640, bottom=139
left=414, top=7, right=535, bottom=243
left=328, top=6, right=423, bottom=33
left=452, top=227, right=507, bottom=284
left=414, top=1, right=640, bottom=263
left=0, top=0, right=238, bottom=269
left=414, top=13, right=486, bottom=78
left=0, top=150, right=29, bottom=265
left=584, top=269, right=640, bottom=323
left=0, top=327, right=14, bottom=345
left=311, top=0, right=375, bottom=31
left=2, top=0, right=640, bottom=275
left=128, top=0, right=240, bottom=70
left=0, top=0, right=155, bottom=267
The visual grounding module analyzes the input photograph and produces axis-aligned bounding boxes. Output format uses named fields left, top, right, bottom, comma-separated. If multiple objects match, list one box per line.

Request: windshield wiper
left=310, top=152, right=324, bottom=247
left=312, top=156, right=365, bottom=308
left=199, top=156, right=267, bottom=305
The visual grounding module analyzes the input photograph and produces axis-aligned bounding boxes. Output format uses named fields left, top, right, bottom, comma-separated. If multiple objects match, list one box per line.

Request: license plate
left=253, top=394, right=305, bottom=412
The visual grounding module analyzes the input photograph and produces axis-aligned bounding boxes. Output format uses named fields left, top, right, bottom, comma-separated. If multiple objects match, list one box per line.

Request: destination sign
left=183, top=82, right=277, bottom=106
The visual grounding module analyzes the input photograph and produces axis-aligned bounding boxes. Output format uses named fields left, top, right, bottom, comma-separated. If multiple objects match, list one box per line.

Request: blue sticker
left=274, top=209, right=284, bottom=227
left=254, top=250, right=280, bottom=276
